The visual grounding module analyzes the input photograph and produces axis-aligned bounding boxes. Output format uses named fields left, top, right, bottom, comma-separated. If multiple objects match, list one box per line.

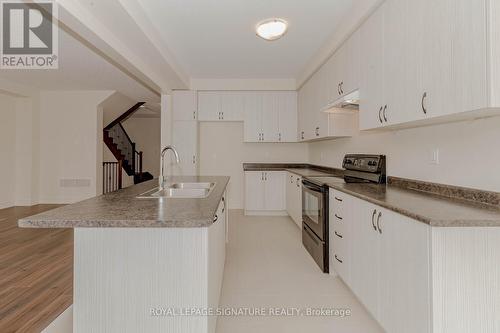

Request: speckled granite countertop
left=307, top=176, right=500, bottom=227
left=243, top=163, right=342, bottom=178
left=18, top=176, right=230, bottom=228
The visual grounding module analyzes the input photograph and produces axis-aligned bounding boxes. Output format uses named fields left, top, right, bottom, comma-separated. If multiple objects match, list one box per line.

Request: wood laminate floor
left=0, top=205, right=72, bottom=333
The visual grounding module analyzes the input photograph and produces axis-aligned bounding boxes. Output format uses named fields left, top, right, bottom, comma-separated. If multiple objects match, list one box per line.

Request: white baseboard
left=41, top=305, right=72, bottom=333
left=244, top=210, right=288, bottom=216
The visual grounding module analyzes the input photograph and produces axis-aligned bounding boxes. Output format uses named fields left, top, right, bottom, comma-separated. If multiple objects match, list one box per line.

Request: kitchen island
left=19, top=176, right=230, bottom=333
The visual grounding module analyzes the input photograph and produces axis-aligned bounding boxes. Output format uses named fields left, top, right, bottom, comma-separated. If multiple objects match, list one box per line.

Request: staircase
left=103, top=102, right=154, bottom=188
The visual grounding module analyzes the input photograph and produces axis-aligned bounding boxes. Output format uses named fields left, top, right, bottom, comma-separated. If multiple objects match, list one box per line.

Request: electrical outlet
left=430, top=149, right=439, bottom=165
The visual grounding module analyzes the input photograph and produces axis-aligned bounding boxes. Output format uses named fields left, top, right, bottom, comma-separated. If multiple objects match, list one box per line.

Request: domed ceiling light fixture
left=256, top=18, right=288, bottom=41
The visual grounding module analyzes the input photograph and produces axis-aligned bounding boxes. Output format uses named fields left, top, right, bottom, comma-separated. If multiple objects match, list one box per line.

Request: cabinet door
left=359, top=7, right=385, bottom=130
left=297, top=85, right=308, bottom=141
left=263, top=171, right=286, bottom=211
left=293, top=175, right=302, bottom=227
left=261, top=92, right=279, bottom=142
left=382, top=0, right=409, bottom=126
left=349, top=197, right=380, bottom=319
left=220, top=92, right=244, bottom=121
left=285, top=172, right=294, bottom=216
left=173, top=90, right=197, bottom=121
left=277, top=91, right=298, bottom=142
left=422, top=0, right=487, bottom=119
left=341, top=29, right=361, bottom=97
left=378, top=210, right=431, bottom=333
left=244, top=172, right=264, bottom=211
left=197, top=92, right=221, bottom=121
left=243, top=92, right=263, bottom=142
left=171, top=120, right=198, bottom=176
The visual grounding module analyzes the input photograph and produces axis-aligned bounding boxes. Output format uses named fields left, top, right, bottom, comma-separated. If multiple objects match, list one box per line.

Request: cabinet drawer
left=330, top=191, right=346, bottom=216
left=331, top=250, right=349, bottom=281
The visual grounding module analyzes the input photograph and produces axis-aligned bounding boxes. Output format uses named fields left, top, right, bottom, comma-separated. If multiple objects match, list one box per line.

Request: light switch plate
left=430, top=149, right=439, bottom=165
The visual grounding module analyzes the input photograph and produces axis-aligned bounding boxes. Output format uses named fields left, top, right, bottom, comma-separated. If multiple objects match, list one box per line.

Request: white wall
left=0, top=93, right=17, bottom=209
left=122, top=117, right=161, bottom=177
left=309, top=117, right=500, bottom=192
left=199, top=122, right=308, bottom=209
left=38, top=91, right=113, bottom=203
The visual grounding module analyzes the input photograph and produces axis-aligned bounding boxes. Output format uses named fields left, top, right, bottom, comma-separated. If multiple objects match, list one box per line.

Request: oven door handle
left=302, top=182, right=323, bottom=193
left=303, top=226, right=324, bottom=245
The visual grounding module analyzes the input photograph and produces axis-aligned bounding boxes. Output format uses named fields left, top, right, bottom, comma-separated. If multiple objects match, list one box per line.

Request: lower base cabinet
left=244, top=171, right=286, bottom=215
left=329, top=189, right=431, bottom=333
left=285, top=172, right=302, bottom=227
left=330, top=189, right=500, bottom=333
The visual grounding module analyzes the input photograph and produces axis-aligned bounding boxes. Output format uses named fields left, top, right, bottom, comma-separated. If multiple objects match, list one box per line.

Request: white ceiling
left=0, top=25, right=160, bottom=104
left=137, top=0, right=355, bottom=79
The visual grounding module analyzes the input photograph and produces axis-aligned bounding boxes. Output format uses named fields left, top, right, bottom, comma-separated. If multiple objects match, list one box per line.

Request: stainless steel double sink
left=136, top=182, right=216, bottom=199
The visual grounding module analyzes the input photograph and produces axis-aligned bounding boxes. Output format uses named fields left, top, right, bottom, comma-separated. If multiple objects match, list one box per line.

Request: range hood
left=322, top=90, right=360, bottom=113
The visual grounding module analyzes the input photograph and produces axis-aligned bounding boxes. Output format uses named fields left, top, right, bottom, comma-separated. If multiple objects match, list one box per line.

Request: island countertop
left=18, top=176, right=230, bottom=228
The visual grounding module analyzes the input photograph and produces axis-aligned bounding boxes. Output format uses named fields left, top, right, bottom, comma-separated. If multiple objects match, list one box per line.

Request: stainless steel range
left=302, top=154, right=386, bottom=273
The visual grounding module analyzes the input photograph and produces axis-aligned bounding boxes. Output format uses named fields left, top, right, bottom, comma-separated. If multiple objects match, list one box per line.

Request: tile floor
left=216, top=210, right=384, bottom=333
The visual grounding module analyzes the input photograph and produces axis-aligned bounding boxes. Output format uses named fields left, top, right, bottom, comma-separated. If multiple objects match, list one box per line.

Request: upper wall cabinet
left=360, top=0, right=492, bottom=130
left=197, top=91, right=245, bottom=121
left=297, top=29, right=360, bottom=142
left=173, top=90, right=197, bottom=121
left=243, top=91, right=298, bottom=143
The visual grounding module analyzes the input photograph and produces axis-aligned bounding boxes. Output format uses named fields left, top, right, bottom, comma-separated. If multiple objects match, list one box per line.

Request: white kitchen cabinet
left=329, top=189, right=351, bottom=284
left=173, top=90, right=197, bottom=121
left=171, top=120, right=198, bottom=176
left=261, top=92, right=279, bottom=142
left=244, top=171, right=286, bottom=215
left=359, top=0, right=492, bottom=130
left=334, top=191, right=431, bottom=333
left=197, top=91, right=245, bottom=121
left=220, top=91, right=245, bottom=121
left=277, top=91, right=298, bottom=142
left=359, top=6, right=385, bottom=130
left=329, top=30, right=361, bottom=104
left=285, top=172, right=302, bottom=228
left=207, top=195, right=226, bottom=333
left=243, top=91, right=298, bottom=143
left=349, top=196, right=381, bottom=318
left=378, top=209, right=431, bottom=333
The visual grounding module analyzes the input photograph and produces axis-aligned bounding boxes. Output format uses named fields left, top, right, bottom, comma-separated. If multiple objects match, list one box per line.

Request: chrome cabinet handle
left=383, top=105, right=387, bottom=122
left=334, top=213, right=342, bottom=220
left=335, top=254, right=343, bottom=264
left=264, top=172, right=267, bottom=181
left=192, top=155, right=196, bottom=164
left=221, top=112, right=224, bottom=120
left=315, top=127, right=320, bottom=136
left=334, top=196, right=342, bottom=202
left=278, top=133, right=282, bottom=141
left=262, top=133, right=264, bottom=141
left=335, top=231, right=343, bottom=239
left=301, top=131, right=304, bottom=140
left=261, top=172, right=264, bottom=181
left=193, top=111, right=196, bottom=120
left=213, top=214, right=218, bottom=222
left=422, top=92, right=427, bottom=114
left=376, top=212, right=382, bottom=234
left=340, top=81, right=344, bottom=94
left=290, top=175, right=294, bottom=183
left=222, top=196, right=225, bottom=213
left=378, top=106, right=383, bottom=123
left=338, top=83, right=341, bottom=95
left=371, top=209, right=377, bottom=231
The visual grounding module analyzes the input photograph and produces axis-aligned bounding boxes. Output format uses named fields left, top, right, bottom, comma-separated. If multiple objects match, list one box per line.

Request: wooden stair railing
left=103, top=102, right=153, bottom=186
left=103, top=160, right=122, bottom=194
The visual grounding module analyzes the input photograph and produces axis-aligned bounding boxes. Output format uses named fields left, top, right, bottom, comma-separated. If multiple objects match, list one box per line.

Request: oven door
left=302, top=180, right=326, bottom=240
